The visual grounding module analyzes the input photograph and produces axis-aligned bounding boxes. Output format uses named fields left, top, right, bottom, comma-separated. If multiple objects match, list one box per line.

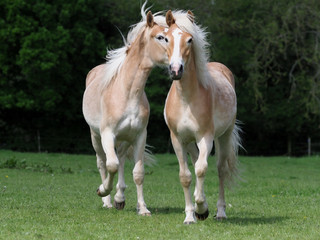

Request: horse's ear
left=147, top=11, right=154, bottom=28
left=166, top=10, right=175, bottom=26
left=187, top=10, right=194, bottom=23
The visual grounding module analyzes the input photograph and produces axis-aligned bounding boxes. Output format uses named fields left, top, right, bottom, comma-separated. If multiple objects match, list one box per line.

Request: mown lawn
left=0, top=150, right=319, bottom=239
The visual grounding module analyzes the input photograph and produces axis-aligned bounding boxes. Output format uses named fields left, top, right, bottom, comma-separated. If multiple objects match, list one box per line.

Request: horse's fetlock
left=217, top=199, right=226, bottom=209
left=195, top=196, right=205, bottom=205
left=116, top=182, right=127, bottom=191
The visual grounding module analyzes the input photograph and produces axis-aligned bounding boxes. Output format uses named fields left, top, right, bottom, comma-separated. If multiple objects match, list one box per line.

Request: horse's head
left=165, top=10, right=194, bottom=80
left=143, top=11, right=169, bottom=66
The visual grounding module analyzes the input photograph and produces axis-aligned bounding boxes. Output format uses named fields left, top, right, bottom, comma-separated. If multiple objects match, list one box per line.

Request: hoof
left=96, top=188, right=102, bottom=196
left=114, top=200, right=125, bottom=210
left=139, top=212, right=151, bottom=216
left=215, top=210, right=227, bottom=221
left=96, top=188, right=106, bottom=197
left=195, top=209, right=209, bottom=221
left=216, top=216, right=227, bottom=221
left=137, top=207, right=151, bottom=216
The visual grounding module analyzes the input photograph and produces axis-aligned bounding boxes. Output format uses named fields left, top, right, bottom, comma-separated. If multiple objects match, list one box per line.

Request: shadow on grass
left=144, top=207, right=185, bottom=214
left=110, top=206, right=288, bottom=226
left=222, top=216, right=288, bottom=225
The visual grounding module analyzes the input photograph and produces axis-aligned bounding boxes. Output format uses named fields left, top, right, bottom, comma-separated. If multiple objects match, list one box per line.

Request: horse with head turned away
left=163, top=10, right=242, bottom=224
left=82, top=5, right=168, bottom=216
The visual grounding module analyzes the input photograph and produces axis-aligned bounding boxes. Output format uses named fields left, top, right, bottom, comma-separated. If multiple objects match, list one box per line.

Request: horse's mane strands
left=102, top=2, right=166, bottom=88
left=172, top=11, right=211, bottom=88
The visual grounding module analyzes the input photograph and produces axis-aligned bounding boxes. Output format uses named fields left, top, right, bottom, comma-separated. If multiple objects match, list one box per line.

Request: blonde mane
left=102, top=3, right=167, bottom=87
left=172, top=11, right=211, bottom=88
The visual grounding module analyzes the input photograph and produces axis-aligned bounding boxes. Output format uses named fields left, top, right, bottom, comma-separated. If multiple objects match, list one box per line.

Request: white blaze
left=170, top=28, right=183, bottom=71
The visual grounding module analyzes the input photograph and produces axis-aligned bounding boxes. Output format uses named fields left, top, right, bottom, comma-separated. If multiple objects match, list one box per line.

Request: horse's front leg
left=96, top=130, right=119, bottom=197
left=133, top=129, right=151, bottom=216
left=171, top=132, right=195, bottom=224
left=194, top=135, right=213, bottom=220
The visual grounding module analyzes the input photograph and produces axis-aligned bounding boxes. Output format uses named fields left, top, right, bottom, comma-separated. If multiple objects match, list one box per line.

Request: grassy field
left=0, top=150, right=319, bottom=240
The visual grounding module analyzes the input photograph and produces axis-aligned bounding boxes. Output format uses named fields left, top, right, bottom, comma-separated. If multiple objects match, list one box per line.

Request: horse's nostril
left=179, top=65, right=183, bottom=72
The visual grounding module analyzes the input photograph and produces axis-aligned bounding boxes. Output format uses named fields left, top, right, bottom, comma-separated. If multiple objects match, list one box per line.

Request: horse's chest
left=176, top=110, right=198, bottom=141
left=118, top=113, right=143, bottom=131
left=116, top=109, right=147, bottom=141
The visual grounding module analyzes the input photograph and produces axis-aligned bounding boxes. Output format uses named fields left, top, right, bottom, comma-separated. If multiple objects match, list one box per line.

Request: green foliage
left=0, top=154, right=77, bottom=174
left=0, top=151, right=320, bottom=239
left=0, top=0, right=319, bottom=155
left=209, top=0, right=320, bottom=154
left=0, top=156, right=22, bottom=169
left=0, top=0, right=108, bottom=112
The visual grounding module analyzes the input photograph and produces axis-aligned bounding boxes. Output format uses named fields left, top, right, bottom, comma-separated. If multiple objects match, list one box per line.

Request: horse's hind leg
left=90, top=130, right=112, bottom=208
left=113, top=142, right=129, bottom=210
left=133, top=129, right=151, bottom=216
left=194, top=136, right=213, bottom=221
left=187, top=143, right=199, bottom=165
left=215, top=127, right=235, bottom=220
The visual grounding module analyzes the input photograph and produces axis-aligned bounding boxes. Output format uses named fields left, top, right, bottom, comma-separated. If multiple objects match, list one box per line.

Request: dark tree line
left=0, top=0, right=319, bottom=155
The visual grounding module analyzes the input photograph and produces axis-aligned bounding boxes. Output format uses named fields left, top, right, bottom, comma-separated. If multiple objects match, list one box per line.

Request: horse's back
left=207, top=62, right=235, bottom=89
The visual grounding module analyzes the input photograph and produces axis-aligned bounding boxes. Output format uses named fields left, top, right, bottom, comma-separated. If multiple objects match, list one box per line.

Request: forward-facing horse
left=163, top=10, right=242, bottom=224
left=82, top=6, right=168, bottom=215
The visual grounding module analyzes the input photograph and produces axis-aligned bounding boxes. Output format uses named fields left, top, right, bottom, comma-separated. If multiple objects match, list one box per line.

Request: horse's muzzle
left=169, top=64, right=183, bottom=80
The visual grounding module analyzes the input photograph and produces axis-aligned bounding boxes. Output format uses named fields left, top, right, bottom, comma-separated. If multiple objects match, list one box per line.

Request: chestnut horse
left=82, top=6, right=168, bottom=216
left=164, top=10, right=242, bottom=224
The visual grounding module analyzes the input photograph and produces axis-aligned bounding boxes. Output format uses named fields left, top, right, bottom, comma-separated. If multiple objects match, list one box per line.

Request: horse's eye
left=156, top=35, right=164, bottom=41
left=187, top=38, right=193, bottom=44
left=165, top=37, right=168, bottom=43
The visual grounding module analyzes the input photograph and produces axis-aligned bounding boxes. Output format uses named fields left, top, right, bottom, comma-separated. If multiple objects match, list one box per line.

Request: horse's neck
left=115, top=42, right=152, bottom=100
left=174, top=55, right=200, bottom=102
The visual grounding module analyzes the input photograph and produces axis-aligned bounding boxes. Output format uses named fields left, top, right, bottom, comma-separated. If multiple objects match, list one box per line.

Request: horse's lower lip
left=170, top=73, right=182, bottom=80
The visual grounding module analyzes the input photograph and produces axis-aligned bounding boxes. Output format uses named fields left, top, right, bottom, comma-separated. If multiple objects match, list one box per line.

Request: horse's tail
left=229, top=120, right=244, bottom=184
left=143, top=145, right=157, bottom=166
left=125, top=144, right=156, bottom=166
left=216, top=120, right=243, bottom=186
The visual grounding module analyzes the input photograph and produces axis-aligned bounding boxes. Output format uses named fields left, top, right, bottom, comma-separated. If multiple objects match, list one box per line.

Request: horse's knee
left=195, top=161, right=208, bottom=177
left=106, top=162, right=119, bottom=174
left=179, top=171, right=192, bottom=187
left=133, top=170, right=144, bottom=185
left=133, top=174, right=144, bottom=185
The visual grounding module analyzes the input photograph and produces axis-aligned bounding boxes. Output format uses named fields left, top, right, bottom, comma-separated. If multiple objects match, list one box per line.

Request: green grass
left=0, top=150, right=319, bottom=239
